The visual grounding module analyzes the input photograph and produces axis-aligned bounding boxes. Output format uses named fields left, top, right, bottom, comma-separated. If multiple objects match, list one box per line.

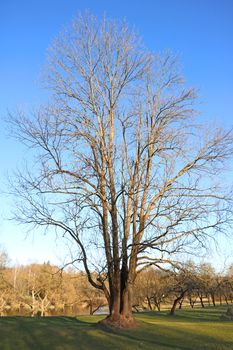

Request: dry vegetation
left=1, top=250, right=233, bottom=318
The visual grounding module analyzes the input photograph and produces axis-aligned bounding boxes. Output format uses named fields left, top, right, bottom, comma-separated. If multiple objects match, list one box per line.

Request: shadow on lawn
left=92, top=307, right=233, bottom=350
left=1, top=310, right=233, bottom=350
left=137, top=305, right=230, bottom=322
left=0, top=317, right=96, bottom=350
left=103, top=318, right=233, bottom=350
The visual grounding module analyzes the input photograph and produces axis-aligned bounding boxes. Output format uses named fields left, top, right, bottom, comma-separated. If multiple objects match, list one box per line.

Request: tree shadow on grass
left=1, top=313, right=233, bottom=350
left=137, top=306, right=230, bottom=323
left=0, top=317, right=96, bottom=350
left=100, top=320, right=233, bottom=350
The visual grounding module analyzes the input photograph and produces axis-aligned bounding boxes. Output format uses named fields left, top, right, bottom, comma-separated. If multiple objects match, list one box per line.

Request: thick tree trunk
left=100, top=275, right=138, bottom=328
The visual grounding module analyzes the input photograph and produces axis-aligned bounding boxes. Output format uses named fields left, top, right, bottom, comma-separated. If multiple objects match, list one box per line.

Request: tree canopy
left=9, top=13, right=233, bottom=327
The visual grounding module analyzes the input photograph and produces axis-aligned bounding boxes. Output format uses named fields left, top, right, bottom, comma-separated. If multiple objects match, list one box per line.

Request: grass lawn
left=0, top=306, right=233, bottom=350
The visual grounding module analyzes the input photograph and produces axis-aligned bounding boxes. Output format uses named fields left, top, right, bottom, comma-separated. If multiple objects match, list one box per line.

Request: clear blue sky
left=0, top=0, right=233, bottom=266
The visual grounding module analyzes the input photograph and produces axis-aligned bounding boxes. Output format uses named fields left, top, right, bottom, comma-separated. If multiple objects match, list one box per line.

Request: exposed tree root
left=98, top=314, right=140, bottom=329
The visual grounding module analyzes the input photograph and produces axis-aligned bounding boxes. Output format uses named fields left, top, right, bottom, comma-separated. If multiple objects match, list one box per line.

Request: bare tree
left=0, top=252, right=13, bottom=316
left=168, top=263, right=197, bottom=315
left=9, top=13, right=233, bottom=327
left=79, top=273, right=107, bottom=315
left=133, top=268, right=169, bottom=311
left=0, top=248, right=9, bottom=269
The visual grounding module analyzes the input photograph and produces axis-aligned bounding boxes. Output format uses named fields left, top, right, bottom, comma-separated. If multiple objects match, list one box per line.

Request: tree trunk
left=89, top=301, right=93, bottom=316
left=189, top=300, right=194, bottom=308
left=147, top=297, right=153, bottom=311
left=31, top=291, right=36, bottom=317
left=199, top=295, right=205, bottom=308
left=170, top=290, right=187, bottom=315
left=170, top=298, right=180, bottom=315
left=155, top=300, right=161, bottom=312
left=211, top=293, right=216, bottom=307
left=178, top=298, right=183, bottom=309
left=100, top=275, right=137, bottom=328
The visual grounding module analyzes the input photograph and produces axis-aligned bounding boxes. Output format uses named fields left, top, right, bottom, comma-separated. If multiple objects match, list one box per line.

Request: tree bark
left=100, top=274, right=138, bottom=328
left=198, top=293, right=205, bottom=308
left=147, top=297, right=153, bottom=311
left=211, top=293, right=216, bottom=307
left=170, top=290, right=187, bottom=315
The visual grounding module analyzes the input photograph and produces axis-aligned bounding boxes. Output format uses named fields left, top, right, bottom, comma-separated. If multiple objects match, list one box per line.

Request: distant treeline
left=0, top=257, right=233, bottom=316
left=0, top=261, right=105, bottom=317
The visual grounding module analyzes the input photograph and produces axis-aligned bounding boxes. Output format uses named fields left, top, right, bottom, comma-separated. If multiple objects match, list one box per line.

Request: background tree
left=197, top=263, right=218, bottom=307
left=168, top=263, right=198, bottom=315
left=15, top=264, right=61, bottom=316
left=223, top=265, right=233, bottom=304
left=133, top=268, right=169, bottom=311
left=79, top=273, right=107, bottom=315
left=0, top=259, right=232, bottom=316
left=0, top=248, right=9, bottom=269
left=9, top=13, right=233, bottom=327
left=0, top=269, right=13, bottom=316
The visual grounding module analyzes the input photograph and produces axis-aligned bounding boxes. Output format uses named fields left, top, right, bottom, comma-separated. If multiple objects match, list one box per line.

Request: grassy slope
left=0, top=306, right=233, bottom=350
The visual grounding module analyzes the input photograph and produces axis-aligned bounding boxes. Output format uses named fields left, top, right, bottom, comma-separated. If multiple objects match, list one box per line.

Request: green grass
left=0, top=306, right=233, bottom=350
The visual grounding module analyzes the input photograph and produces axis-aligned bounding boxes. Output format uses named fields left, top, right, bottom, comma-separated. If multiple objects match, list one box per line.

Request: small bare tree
left=9, top=13, right=233, bottom=327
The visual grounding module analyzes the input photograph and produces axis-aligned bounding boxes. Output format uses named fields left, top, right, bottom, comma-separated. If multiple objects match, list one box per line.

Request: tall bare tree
left=9, top=13, right=233, bottom=327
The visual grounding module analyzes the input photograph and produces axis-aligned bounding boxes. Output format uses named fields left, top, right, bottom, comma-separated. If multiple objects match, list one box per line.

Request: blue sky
left=0, top=0, right=233, bottom=266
